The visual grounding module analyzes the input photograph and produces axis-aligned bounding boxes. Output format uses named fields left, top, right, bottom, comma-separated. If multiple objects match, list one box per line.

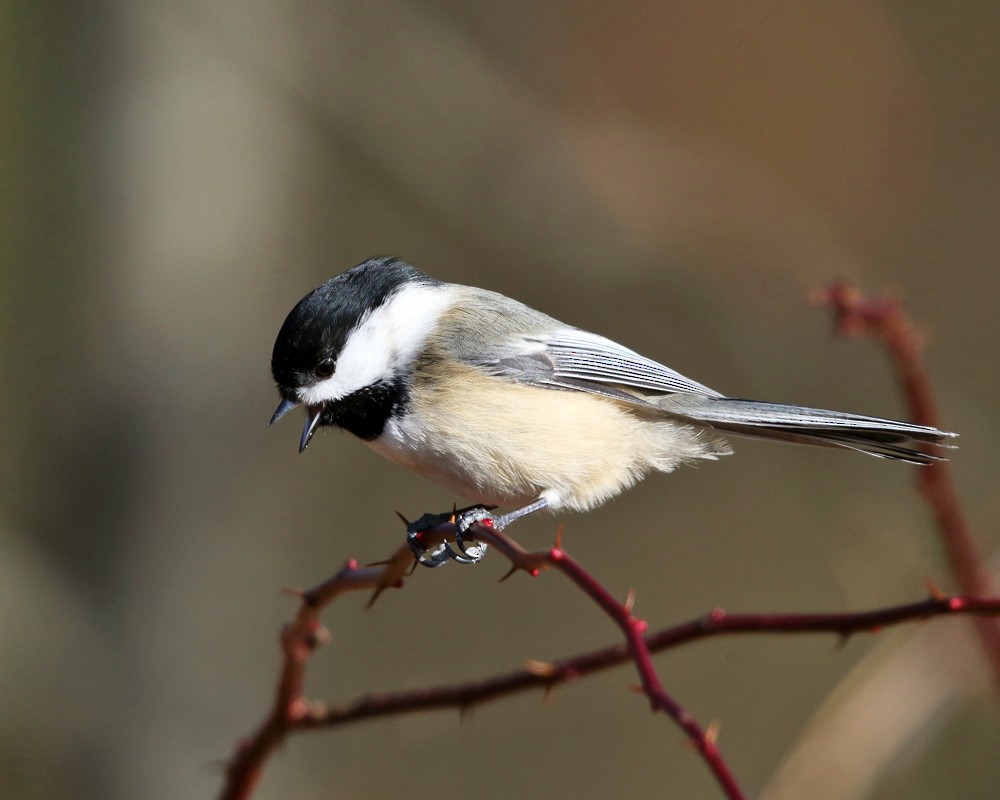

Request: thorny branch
left=272, top=593, right=1000, bottom=732
left=221, top=525, right=1000, bottom=800
left=818, top=282, right=1000, bottom=681
left=222, top=284, right=997, bottom=800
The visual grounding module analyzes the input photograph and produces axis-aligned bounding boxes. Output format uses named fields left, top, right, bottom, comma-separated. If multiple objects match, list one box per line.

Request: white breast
left=366, top=362, right=729, bottom=513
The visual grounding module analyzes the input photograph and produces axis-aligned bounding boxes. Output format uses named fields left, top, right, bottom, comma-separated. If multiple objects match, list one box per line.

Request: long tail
left=659, top=396, right=956, bottom=465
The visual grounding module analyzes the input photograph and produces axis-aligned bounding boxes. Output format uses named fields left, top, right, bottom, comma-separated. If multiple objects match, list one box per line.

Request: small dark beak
left=299, top=405, right=323, bottom=453
left=270, top=397, right=297, bottom=427
left=270, top=397, right=323, bottom=453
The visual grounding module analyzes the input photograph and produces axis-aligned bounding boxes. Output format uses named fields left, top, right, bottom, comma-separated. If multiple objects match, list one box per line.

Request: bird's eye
left=314, top=358, right=336, bottom=378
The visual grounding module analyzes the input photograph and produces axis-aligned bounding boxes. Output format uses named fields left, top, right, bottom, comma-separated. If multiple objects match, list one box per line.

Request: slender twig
left=220, top=547, right=414, bottom=800
left=468, top=523, right=744, bottom=798
left=818, top=282, right=1000, bottom=682
left=294, top=594, right=1000, bottom=730
left=220, top=531, right=1000, bottom=800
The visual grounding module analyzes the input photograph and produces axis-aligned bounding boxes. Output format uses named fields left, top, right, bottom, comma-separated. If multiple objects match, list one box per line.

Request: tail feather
left=658, top=397, right=956, bottom=466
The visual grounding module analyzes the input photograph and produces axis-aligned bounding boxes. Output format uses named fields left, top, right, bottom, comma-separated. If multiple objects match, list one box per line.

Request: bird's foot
left=406, top=505, right=494, bottom=567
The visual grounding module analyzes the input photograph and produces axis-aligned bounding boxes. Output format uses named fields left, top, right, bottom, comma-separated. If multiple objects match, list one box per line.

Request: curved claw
left=413, top=543, right=452, bottom=568
left=453, top=527, right=489, bottom=561
left=407, top=530, right=453, bottom=568
left=443, top=535, right=488, bottom=564
left=441, top=541, right=482, bottom=564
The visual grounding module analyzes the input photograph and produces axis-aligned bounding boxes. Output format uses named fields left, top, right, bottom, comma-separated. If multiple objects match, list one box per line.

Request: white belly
left=365, top=369, right=726, bottom=512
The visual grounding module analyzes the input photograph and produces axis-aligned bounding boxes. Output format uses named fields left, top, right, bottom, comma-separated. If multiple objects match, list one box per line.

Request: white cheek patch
left=298, top=283, right=453, bottom=406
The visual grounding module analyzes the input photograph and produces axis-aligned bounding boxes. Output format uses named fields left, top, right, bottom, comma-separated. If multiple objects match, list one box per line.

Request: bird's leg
left=493, top=498, right=550, bottom=530
left=445, top=498, right=550, bottom=564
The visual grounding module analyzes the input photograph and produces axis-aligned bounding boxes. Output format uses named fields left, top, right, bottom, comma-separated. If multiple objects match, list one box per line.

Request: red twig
left=220, top=547, right=414, bottom=800
left=220, top=530, right=1000, bottom=800
left=818, top=282, right=1000, bottom=681
left=470, top=523, right=744, bottom=798
left=296, top=594, right=1000, bottom=729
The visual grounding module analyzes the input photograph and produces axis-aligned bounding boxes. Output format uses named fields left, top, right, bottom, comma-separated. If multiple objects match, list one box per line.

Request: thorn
left=450, top=503, right=458, bottom=524
left=498, top=565, right=519, bottom=582
left=924, top=576, right=947, bottom=601
left=624, top=589, right=636, bottom=615
left=704, top=720, right=721, bottom=746
left=366, top=586, right=387, bottom=609
left=524, top=659, right=559, bottom=678
left=542, top=683, right=557, bottom=705
left=458, top=703, right=474, bottom=723
left=407, top=559, right=419, bottom=575
left=282, top=587, right=304, bottom=599
left=554, top=524, right=564, bottom=549
left=365, top=558, right=393, bottom=567
left=366, top=575, right=406, bottom=609
left=627, top=683, right=644, bottom=694
left=394, top=510, right=410, bottom=527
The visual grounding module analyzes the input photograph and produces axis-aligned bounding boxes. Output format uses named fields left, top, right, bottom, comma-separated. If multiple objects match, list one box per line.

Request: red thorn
left=554, top=525, right=564, bottom=549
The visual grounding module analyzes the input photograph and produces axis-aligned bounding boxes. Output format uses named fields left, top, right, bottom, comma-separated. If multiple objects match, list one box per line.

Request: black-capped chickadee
left=270, top=256, right=954, bottom=563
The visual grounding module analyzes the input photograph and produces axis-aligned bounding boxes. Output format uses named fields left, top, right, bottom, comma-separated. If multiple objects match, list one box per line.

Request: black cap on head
left=270, top=256, right=436, bottom=398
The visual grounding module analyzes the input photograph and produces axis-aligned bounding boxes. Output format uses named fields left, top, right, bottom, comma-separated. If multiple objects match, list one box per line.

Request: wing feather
left=537, top=329, right=722, bottom=397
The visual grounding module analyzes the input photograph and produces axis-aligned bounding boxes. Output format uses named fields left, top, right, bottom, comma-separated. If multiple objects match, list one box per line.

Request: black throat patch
left=319, top=376, right=410, bottom=441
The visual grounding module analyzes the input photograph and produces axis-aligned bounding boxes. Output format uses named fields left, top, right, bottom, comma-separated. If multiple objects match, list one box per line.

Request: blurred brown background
left=2, top=2, right=998, bottom=798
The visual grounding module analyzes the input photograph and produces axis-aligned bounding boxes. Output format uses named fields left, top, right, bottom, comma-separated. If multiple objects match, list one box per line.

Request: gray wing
left=492, top=326, right=723, bottom=401
left=447, top=290, right=953, bottom=464
left=488, top=327, right=952, bottom=464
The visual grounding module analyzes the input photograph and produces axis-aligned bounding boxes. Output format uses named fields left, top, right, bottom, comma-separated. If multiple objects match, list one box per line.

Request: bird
left=270, top=256, right=954, bottom=565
